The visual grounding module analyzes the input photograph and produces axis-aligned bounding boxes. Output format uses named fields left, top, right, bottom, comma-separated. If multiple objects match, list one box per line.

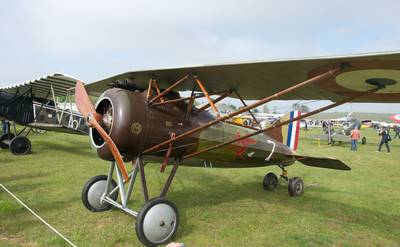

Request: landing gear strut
left=0, top=121, right=33, bottom=155
left=262, top=166, right=304, bottom=197
left=81, top=157, right=180, bottom=246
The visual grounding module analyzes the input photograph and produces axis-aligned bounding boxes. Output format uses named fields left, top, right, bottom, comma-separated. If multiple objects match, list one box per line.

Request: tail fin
left=281, top=110, right=301, bottom=151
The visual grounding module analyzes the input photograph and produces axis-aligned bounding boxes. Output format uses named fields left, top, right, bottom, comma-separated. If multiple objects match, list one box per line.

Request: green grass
left=0, top=127, right=399, bottom=246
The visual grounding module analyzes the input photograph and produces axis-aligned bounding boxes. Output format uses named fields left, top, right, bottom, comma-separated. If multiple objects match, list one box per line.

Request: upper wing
left=1, top=73, right=81, bottom=99
left=86, top=51, right=400, bottom=102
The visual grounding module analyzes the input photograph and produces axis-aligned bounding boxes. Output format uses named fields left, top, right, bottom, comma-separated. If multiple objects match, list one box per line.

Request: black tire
left=0, top=133, right=15, bottom=149
left=361, top=137, right=367, bottom=145
left=136, top=197, right=179, bottom=247
left=288, top=177, right=304, bottom=197
left=263, top=172, right=278, bottom=191
left=82, top=175, right=118, bottom=212
left=9, top=136, right=31, bottom=155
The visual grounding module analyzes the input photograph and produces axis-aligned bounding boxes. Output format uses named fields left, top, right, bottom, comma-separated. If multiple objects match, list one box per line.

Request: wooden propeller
left=75, top=81, right=129, bottom=181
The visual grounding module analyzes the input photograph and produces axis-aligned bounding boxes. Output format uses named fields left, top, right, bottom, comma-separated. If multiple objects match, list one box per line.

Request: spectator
left=350, top=127, right=361, bottom=151
left=394, top=125, right=400, bottom=139
left=377, top=127, right=391, bottom=153
left=1, top=118, right=9, bottom=135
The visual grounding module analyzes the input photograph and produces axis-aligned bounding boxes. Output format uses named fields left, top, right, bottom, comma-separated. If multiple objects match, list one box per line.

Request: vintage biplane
left=309, top=113, right=367, bottom=145
left=0, top=74, right=88, bottom=155
left=17, top=51, right=400, bottom=246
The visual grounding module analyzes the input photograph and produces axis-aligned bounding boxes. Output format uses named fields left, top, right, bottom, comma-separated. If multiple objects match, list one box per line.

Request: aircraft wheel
left=136, top=197, right=179, bottom=247
left=0, top=133, right=15, bottom=149
left=288, top=177, right=304, bottom=197
left=82, top=175, right=118, bottom=212
left=9, top=136, right=31, bottom=155
left=361, top=137, right=367, bottom=145
left=263, top=172, right=278, bottom=191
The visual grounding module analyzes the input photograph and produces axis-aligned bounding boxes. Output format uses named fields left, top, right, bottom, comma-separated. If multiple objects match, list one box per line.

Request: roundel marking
left=131, top=122, right=142, bottom=135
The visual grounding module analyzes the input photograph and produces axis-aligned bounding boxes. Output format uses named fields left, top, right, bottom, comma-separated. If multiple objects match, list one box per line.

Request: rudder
left=281, top=110, right=301, bottom=151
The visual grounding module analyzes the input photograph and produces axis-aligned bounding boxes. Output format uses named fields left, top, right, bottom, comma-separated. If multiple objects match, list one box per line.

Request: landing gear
left=82, top=157, right=180, bottom=246
left=362, top=136, right=367, bottom=145
left=288, top=177, right=304, bottom=197
left=263, top=172, right=278, bottom=191
left=136, top=197, right=179, bottom=247
left=0, top=121, right=33, bottom=155
left=82, top=175, right=118, bottom=212
left=263, top=167, right=305, bottom=197
left=0, top=133, right=15, bottom=149
left=9, top=136, right=31, bottom=155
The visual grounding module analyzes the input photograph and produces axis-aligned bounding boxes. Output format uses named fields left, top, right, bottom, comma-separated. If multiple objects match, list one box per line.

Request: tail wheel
left=263, top=172, right=278, bottom=191
left=9, top=136, right=31, bottom=155
left=288, top=177, right=304, bottom=197
left=82, top=175, right=118, bottom=212
left=136, top=197, right=179, bottom=247
left=361, top=137, right=367, bottom=145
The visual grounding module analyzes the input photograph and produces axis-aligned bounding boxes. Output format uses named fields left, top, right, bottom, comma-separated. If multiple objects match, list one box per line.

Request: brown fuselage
left=91, top=88, right=296, bottom=168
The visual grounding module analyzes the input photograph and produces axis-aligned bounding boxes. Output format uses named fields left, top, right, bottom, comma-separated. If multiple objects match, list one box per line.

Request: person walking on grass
left=350, top=127, right=361, bottom=151
left=377, top=127, right=391, bottom=153
left=394, top=125, right=400, bottom=139
left=1, top=118, right=9, bottom=135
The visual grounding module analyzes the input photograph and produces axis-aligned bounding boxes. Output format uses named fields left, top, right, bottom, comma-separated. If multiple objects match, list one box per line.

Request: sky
left=1, top=0, right=400, bottom=113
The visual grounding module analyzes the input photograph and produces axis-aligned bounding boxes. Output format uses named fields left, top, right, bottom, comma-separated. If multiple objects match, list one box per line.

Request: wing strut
left=182, top=87, right=380, bottom=159
left=143, top=64, right=346, bottom=155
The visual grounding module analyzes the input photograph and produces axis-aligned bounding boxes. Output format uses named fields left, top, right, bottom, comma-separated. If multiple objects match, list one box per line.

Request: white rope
left=0, top=183, right=77, bottom=247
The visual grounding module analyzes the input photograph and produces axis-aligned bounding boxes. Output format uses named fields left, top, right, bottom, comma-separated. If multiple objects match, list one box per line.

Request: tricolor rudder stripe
left=286, top=110, right=301, bottom=150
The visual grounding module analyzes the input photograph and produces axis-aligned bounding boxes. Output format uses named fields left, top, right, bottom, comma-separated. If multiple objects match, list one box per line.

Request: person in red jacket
left=350, top=127, right=361, bottom=151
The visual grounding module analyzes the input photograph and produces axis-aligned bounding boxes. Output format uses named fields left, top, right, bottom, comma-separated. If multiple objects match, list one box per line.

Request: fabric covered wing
left=1, top=74, right=81, bottom=99
left=86, top=51, right=400, bottom=102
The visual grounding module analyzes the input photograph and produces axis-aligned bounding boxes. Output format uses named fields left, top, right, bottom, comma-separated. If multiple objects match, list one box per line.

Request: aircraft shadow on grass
left=33, top=140, right=94, bottom=158
left=0, top=172, right=50, bottom=184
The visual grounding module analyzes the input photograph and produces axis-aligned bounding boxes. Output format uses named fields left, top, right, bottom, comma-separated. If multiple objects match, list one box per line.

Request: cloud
left=1, top=0, right=400, bottom=112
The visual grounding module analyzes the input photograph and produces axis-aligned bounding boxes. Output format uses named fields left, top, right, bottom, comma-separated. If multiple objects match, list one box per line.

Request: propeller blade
left=75, top=81, right=129, bottom=181
left=75, top=81, right=101, bottom=121
left=89, top=117, right=130, bottom=181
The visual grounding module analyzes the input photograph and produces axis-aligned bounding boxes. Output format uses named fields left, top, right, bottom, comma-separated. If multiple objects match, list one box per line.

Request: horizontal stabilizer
left=295, top=156, right=351, bottom=170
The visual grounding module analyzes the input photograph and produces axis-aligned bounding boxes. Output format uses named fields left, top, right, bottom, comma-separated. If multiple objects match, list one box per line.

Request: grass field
left=0, top=127, right=399, bottom=246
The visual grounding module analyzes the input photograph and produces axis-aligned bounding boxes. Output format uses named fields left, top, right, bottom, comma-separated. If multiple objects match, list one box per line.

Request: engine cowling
left=90, top=88, right=148, bottom=161
left=90, top=88, right=199, bottom=162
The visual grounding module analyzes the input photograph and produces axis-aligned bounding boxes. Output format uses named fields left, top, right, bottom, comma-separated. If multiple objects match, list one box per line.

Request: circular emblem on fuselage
left=131, top=122, right=142, bottom=135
